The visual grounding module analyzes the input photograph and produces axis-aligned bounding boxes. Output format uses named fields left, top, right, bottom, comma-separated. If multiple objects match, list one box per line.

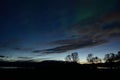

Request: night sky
left=0, top=0, right=120, bottom=63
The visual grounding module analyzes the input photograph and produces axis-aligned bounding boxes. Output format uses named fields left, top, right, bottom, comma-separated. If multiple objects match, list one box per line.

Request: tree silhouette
left=87, top=54, right=101, bottom=64
left=117, top=51, right=120, bottom=57
left=65, top=55, right=72, bottom=62
left=116, top=51, right=120, bottom=62
left=93, top=56, right=101, bottom=63
left=87, top=54, right=94, bottom=63
left=110, top=53, right=116, bottom=62
left=65, top=52, right=79, bottom=63
left=104, top=53, right=116, bottom=63
left=104, top=54, right=110, bottom=63
left=71, top=52, right=79, bottom=62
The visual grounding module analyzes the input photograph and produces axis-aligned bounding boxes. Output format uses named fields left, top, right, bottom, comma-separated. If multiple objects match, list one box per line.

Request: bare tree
left=87, top=54, right=101, bottom=64
left=104, top=53, right=116, bottom=63
left=116, top=51, right=120, bottom=62
left=110, top=53, right=116, bottom=62
left=104, top=54, right=110, bottom=63
left=65, top=55, right=72, bottom=62
left=93, top=56, right=101, bottom=63
left=65, top=52, right=79, bottom=63
left=71, top=52, right=79, bottom=62
left=87, top=54, right=94, bottom=63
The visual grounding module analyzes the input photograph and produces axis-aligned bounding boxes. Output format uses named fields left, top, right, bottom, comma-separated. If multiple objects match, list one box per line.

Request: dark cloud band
left=33, top=12, right=120, bottom=54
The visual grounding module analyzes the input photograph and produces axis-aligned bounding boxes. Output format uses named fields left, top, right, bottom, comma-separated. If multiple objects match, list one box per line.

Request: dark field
left=0, top=61, right=120, bottom=80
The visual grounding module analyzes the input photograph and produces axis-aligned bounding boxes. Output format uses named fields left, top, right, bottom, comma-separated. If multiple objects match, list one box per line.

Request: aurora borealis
left=0, top=0, right=120, bottom=62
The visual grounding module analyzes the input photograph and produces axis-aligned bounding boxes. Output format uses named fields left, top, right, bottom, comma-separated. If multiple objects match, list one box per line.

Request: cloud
left=17, top=56, right=51, bottom=62
left=33, top=11, right=120, bottom=54
left=33, top=39, right=107, bottom=54
left=68, top=12, right=120, bottom=39
left=13, top=47, right=33, bottom=51
left=0, top=55, right=5, bottom=58
left=0, top=39, right=34, bottom=52
left=100, top=11, right=120, bottom=23
left=0, top=55, right=8, bottom=61
left=17, top=57, right=33, bottom=59
left=16, top=57, right=34, bottom=61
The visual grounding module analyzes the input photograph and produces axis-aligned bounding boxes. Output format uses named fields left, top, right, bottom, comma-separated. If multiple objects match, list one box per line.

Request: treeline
left=65, top=51, right=120, bottom=64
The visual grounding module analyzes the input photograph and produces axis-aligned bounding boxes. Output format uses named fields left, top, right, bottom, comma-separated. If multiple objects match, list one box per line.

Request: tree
left=116, top=51, right=120, bottom=61
left=71, top=52, right=79, bottom=62
left=110, top=53, right=116, bottom=62
left=87, top=54, right=101, bottom=64
left=87, top=54, right=94, bottom=63
left=104, top=53, right=116, bottom=63
left=93, top=56, right=101, bottom=63
left=104, top=54, right=110, bottom=63
left=65, top=52, right=79, bottom=63
left=65, top=55, right=72, bottom=62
